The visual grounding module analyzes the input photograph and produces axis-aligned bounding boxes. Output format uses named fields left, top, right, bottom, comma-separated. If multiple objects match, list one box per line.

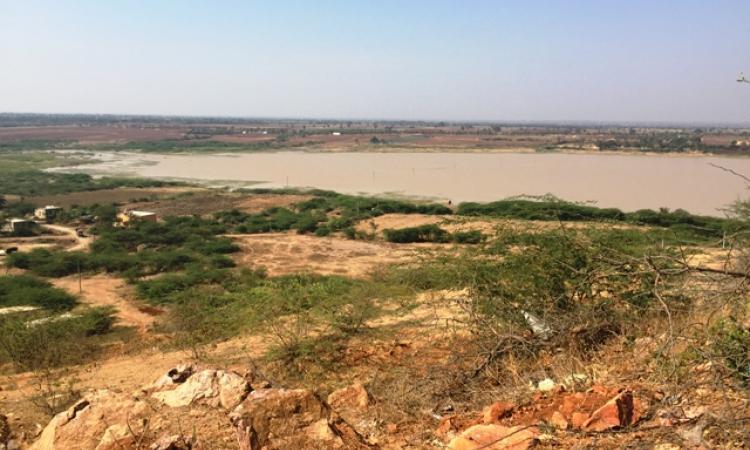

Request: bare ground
left=123, top=193, right=311, bottom=217
left=228, top=232, right=441, bottom=277
left=51, top=275, right=158, bottom=334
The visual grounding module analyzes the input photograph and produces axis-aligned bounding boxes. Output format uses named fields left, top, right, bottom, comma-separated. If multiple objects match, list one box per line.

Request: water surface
left=55, top=151, right=750, bottom=216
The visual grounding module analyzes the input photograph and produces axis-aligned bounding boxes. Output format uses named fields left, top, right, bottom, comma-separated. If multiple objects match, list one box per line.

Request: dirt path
left=51, top=275, right=157, bottom=334
left=41, top=223, right=93, bottom=252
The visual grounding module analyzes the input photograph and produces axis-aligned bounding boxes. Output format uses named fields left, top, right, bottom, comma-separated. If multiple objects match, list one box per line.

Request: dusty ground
left=353, top=213, right=643, bottom=239
left=51, top=275, right=158, bottom=334
left=232, top=194, right=313, bottom=214
left=123, top=192, right=311, bottom=217
left=228, top=232, right=441, bottom=277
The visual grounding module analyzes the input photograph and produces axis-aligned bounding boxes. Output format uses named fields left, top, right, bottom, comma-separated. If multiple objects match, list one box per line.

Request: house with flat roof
left=116, top=210, right=157, bottom=226
left=9, top=218, right=35, bottom=235
left=34, top=205, right=63, bottom=223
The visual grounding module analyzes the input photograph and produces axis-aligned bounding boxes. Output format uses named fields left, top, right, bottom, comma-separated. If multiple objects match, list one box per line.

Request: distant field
left=24, top=187, right=204, bottom=207
left=0, top=125, right=186, bottom=142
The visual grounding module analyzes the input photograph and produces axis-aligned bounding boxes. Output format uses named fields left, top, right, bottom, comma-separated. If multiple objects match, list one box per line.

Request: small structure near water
left=116, top=210, right=157, bottom=226
left=8, top=218, right=36, bottom=235
left=34, top=205, right=63, bottom=223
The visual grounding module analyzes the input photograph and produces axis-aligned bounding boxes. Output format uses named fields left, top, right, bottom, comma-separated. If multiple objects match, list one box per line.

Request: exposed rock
left=30, top=390, right=149, bottom=450
left=570, top=412, right=589, bottom=429
left=549, top=411, right=568, bottom=430
left=582, top=390, right=641, bottom=432
left=150, top=433, right=196, bottom=450
left=96, top=424, right=136, bottom=450
left=152, top=369, right=249, bottom=410
left=230, top=388, right=372, bottom=449
left=436, top=416, right=481, bottom=440
left=536, top=378, right=556, bottom=392
left=483, top=402, right=515, bottom=424
left=448, top=424, right=538, bottom=450
left=152, top=364, right=195, bottom=389
left=327, top=383, right=371, bottom=412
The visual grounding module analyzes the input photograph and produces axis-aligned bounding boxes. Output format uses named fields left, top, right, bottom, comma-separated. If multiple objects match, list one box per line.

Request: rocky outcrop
left=230, top=388, right=373, bottom=449
left=30, top=390, right=150, bottom=450
left=151, top=364, right=195, bottom=389
left=438, top=385, right=647, bottom=446
left=448, top=424, right=538, bottom=450
left=327, top=383, right=371, bottom=412
left=30, top=367, right=371, bottom=450
left=152, top=369, right=249, bottom=410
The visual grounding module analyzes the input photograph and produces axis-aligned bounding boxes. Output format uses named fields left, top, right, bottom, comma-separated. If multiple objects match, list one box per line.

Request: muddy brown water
left=52, top=151, right=750, bottom=216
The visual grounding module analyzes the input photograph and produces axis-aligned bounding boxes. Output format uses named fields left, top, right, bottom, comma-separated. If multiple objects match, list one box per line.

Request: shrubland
left=0, top=170, right=179, bottom=197
left=458, top=198, right=736, bottom=240
left=215, top=189, right=451, bottom=235
left=0, top=275, right=77, bottom=311
left=6, top=216, right=238, bottom=278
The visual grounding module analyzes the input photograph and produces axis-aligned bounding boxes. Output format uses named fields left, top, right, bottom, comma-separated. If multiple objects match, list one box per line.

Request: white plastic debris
left=522, top=310, right=552, bottom=339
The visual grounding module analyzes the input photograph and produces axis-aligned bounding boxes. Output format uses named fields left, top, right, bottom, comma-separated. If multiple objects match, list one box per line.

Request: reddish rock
left=150, top=433, right=196, bottom=450
left=590, top=384, right=610, bottom=396
left=582, top=390, right=641, bottom=432
left=549, top=411, right=568, bottom=430
left=483, top=402, right=515, bottom=424
left=436, top=416, right=481, bottom=440
left=327, top=383, right=371, bottom=411
left=448, top=424, right=538, bottom=450
left=436, top=417, right=456, bottom=438
left=230, top=388, right=371, bottom=449
left=571, top=412, right=589, bottom=429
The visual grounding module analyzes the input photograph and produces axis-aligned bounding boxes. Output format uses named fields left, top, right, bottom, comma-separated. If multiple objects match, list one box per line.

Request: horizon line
left=2, top=111, right=749, bottom=129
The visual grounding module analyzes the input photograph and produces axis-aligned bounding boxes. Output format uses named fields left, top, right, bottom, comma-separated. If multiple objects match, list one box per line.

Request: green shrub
left=456, top=199, right=738, bottom=240
left=383, top=224, right=451, bottom=243
left=0, top=275, right=77, bottom=311
left=452, top=230, right=485, bottom=244
left=0, top=307, right=115, bottom=372
left=8, top=216, right=237, bottom=278
left=709, top=319, right=750, bottom=381
left=216, top=191, right=451, bottom=236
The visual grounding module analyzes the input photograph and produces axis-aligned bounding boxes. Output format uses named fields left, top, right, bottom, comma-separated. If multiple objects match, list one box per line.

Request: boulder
left=482, top=402, right=515, bottom=424
left=582, top=390, right=642, bottom=432
left=448, top=424, right=538, bottom=450
left=150, top=433, right=196, bottom=450
left=548, top=411, right=568, bottom=430
left=30, top=390, right=150, bottom=450
left=230, top=388, right=372, bottom=449
left=152, top=369, right=249, bottom=410
left=327, top=383, right=371, bottom=412
left=151, top=364, right=195, bottom=389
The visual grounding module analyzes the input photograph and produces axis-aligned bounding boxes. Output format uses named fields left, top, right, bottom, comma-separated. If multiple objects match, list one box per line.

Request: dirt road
left=40, top=223, right=93, bottom=251
left=52, top=275, right=157, bottom=334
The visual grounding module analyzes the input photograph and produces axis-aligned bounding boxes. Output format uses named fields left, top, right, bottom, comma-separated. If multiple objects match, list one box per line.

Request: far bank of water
left=50, top=151, right=750, bottom=216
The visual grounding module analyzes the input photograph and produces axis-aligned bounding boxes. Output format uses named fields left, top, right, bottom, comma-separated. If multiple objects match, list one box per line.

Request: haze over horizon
left=2, top=0, right=750, bottom=124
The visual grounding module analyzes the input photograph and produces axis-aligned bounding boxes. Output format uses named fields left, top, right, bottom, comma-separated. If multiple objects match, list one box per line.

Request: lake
left=53, top=151, right=750, bottom=216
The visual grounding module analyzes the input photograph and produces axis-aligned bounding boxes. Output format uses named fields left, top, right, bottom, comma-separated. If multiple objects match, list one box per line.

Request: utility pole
left=78, top=258, right=82, bottom=294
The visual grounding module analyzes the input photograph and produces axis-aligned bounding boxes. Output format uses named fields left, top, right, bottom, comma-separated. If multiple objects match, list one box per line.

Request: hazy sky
left=2, top=0, right=749, bottom=123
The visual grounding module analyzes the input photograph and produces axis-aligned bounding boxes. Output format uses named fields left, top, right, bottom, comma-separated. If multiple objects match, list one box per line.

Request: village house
left=116, top=210, right=157, bottom=226
left=8, top=218, right=35, bottom=235
left=34, top=205, right=63, bottom=223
